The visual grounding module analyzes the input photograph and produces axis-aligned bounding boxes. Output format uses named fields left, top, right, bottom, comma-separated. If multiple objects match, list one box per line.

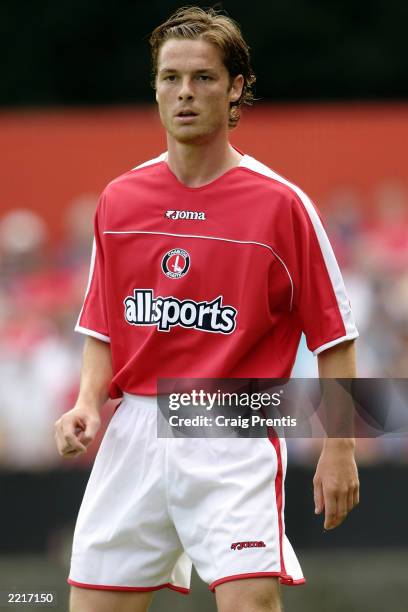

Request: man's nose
left=178, top=77, right=194, bottom=100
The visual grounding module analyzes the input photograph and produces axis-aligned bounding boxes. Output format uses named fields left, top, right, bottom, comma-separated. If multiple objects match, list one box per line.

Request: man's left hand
left=313, top=438, right=360, bottom=530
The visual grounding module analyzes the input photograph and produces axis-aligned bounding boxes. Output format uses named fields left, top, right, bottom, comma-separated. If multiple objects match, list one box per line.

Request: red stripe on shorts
left=266, top=428, right=287, bottom=577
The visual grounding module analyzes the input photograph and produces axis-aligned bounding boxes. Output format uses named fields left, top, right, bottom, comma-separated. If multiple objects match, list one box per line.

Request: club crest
left=162, top=248, right=190, bottom=279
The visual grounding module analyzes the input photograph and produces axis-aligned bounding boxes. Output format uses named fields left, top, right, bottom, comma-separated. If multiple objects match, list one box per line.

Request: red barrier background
left=1, top=103, right=407, bottom=239
left=0, top=104, right=407, bottom=468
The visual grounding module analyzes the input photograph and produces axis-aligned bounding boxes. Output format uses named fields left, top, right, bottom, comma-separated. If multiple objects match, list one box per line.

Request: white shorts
left=68, top=393, right=305, bottom=594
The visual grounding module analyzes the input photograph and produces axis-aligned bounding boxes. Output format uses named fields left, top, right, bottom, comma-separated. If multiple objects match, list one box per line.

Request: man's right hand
left=54, top=406, right=101, bottom=458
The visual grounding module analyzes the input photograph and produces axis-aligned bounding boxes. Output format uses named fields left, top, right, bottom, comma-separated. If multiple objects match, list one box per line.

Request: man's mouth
left=176, top=110, right=198, bottom=117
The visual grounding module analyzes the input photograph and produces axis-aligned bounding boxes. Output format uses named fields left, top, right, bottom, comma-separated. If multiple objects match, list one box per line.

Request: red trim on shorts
left=209, top=572, right=306, bottom=591
left=268, top=433, right=286, bottom=576
left=67, top=578, right=189, bottom=594
left=259, top=412, right=287, bottom=579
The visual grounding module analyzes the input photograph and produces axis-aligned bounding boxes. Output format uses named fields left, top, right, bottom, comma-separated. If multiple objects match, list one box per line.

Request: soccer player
left=54, top=7, right=360, bottom=612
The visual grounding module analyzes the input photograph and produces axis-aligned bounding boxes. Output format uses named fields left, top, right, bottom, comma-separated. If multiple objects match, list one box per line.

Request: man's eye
left=198, top=75, right=211, bottom=81
left=165, top=75, right=176, bottom=81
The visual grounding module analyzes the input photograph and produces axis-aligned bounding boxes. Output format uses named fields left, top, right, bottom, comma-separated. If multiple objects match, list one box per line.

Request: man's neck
left=166, top=135, right=243, bottom=188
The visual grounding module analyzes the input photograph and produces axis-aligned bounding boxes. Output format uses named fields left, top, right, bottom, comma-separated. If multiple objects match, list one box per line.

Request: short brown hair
left=149, top=6, right=256, bottom=128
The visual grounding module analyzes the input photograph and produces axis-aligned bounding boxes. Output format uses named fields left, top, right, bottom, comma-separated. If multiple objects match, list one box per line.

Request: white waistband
left=122, top=392, right=158, bottom=408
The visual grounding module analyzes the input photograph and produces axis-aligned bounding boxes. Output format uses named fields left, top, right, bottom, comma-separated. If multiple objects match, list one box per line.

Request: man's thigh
left=69, top=586, right=154, bottom=612
left=215, top=577, right=282, bottom=612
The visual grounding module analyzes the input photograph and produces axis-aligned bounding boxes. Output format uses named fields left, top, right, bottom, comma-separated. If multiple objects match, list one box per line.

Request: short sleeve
left=291, top=193, right=359, bottom=355
left=75, top=196, right=110, bottom=342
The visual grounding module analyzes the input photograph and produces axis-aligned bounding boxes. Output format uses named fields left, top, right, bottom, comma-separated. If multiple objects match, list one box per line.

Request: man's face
left=155, top=37, right=243, bottom=144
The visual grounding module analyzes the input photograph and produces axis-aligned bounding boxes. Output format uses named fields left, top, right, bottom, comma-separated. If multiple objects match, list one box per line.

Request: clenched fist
left=54, top=406, right=101, bottom=458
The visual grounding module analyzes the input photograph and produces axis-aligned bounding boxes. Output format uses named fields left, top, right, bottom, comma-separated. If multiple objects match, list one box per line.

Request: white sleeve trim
left=76, top=237, right=97, bottom=330
left=74, top=325, right=111, bottom=343
left=240, top=155, right=359, bottom=339
left=75, top=238, right=110, bottom=340
left=313, top=331, right=359, bottom=356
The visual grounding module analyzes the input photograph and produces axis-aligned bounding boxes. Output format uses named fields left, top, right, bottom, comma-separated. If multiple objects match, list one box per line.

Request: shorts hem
left=67, top=578, right=190, bottom=594
left=209, top=572, right=306, bottom=591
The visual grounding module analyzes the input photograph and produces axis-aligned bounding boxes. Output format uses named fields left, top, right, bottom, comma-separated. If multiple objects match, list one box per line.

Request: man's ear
left=230, top=74, right=244, bottom=103
left=155, top=89, right=159, bottom=103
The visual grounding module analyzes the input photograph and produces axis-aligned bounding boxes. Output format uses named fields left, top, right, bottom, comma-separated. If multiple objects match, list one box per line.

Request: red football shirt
left=76, top=153, right=358, bottom=397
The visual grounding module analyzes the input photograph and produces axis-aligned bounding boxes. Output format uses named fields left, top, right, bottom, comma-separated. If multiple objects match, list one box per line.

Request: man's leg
left=215, top=578, right=283, bottom=612
left=69, top=586, right=154, bottom=612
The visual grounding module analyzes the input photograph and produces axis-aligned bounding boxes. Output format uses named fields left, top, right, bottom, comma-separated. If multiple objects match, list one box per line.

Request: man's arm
left=54, top=336, right=112, bottom=458
left=313, top=340, right=360, bottom=529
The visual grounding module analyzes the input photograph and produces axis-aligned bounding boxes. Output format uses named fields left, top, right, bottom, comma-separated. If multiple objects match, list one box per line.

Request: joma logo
left=231, top=541, right=266, bottom=550
left=165, top=210, right=206, bottom=221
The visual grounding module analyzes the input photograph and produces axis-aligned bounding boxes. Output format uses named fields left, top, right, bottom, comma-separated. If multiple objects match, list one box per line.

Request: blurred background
left=0, top=0, right=407, bottom=610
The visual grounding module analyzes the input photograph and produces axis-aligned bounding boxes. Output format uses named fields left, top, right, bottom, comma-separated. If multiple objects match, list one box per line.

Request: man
left=55, top=7, right=360, bottom=612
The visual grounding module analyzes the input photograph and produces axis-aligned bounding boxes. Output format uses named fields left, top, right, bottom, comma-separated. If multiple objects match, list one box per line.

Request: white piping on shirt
left=103, top=230, right=295, bottom=311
